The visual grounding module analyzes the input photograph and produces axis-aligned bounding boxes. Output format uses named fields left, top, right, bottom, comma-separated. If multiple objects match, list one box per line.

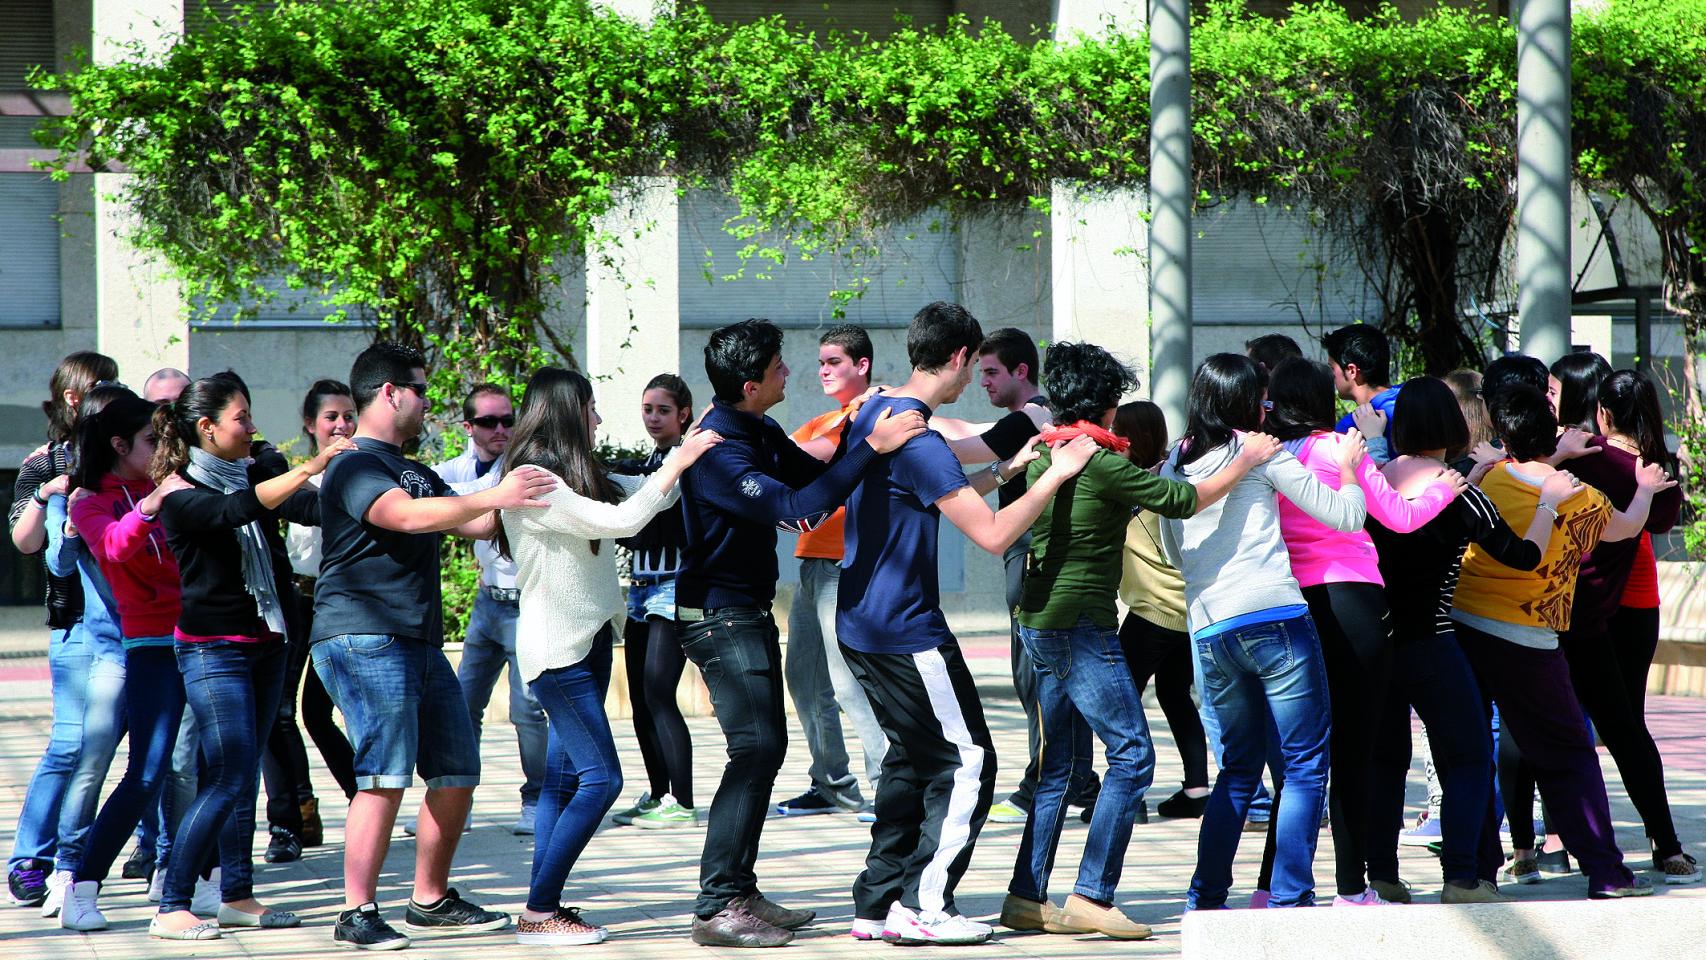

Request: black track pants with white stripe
left=841, top=638, right=997, bottom=920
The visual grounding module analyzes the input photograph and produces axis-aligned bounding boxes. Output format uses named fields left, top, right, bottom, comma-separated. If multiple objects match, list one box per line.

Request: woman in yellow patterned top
left=1450, top=383, right=1674, bottom=899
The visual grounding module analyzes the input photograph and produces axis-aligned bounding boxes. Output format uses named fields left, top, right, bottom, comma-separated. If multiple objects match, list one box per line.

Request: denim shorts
left=310, top=634, right=481, bottom=790
left=627, top=575, right=677, bottom=623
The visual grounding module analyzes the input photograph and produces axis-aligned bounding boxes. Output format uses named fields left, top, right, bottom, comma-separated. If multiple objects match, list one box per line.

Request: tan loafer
left=1053, top=894, right=1153, bottom=940
left=999, top=894, right=1069, bottom=932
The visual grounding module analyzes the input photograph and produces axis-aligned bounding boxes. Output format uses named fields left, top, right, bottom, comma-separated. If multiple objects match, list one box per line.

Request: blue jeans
left=1012, top=617, right=1155, bottom=903
left=1187, top=613, right=1331, bottom=910
left=71, top=644, right=186, bottom=884
left=312, top=635, right=481, bottom=790
left=525, top=634, right=622, bottom=914
left=1195, top=654, right=1275, bottom=823
left=160, top=639, right=287, bottom=913
left=54, top=651, right=128, bottom=871
left=458, top=592, right=546, bottom=807
left=9, top=626, right=89, bottom=870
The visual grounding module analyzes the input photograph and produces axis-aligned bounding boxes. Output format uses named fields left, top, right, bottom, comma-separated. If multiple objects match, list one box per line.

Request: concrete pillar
left=1049, top=2, right=1150, bottom=396
left=1515, top=0, right=1572, bottom=362
left=586, top=0, right=678, bottom=449
left=1148, top=0, right=1192, bottom=432
left=92, top=0, right=187, bottom=380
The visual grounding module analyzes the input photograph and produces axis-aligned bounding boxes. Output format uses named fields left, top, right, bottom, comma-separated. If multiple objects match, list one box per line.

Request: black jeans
left=1119, top=612, right=1209, bottom=790
left=1005, top=536, right=1099, bottom=810
left=678, top=606, right=786, bottom=918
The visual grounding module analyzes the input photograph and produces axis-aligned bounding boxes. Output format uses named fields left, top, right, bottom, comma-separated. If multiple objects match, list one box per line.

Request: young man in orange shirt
left=776, top=325, right=889, bottom=816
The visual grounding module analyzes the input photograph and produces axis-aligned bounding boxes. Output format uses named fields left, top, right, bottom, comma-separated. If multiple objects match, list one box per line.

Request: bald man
left=143, top=368, right=190, bottom=403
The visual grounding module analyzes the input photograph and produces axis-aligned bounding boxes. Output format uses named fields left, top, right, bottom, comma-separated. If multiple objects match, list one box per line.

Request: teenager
left=499, top=367, right=720, bottom=944
left=7, top=351, right=116, bottom=908
left=1158, top=354, right=1369, bottom=911
left=1550, top=353, right=1612, bottom=432
left=1451, top=384, right=1670, bottom=899
left=1260, top=357, right=1461, bottom=907
left=1323, top=324, right=1399, bottom=442
left=1111, top=402, right=1211, bottom=821
left=835, top=302, right=1097, bottom=946
left=136, top=377, right=353, bottom=936
left=934, top=328, right=1099, bottom=826
left=1245, top=333, right=1304, bottom=375
left=59, top=394, right=194, bottom=934
left=431, top=383, right=547, bottom=837
left=677, top=318, right=924, bottom=947
left=1002, top=343, right=1276, bottom=941
left=776, top=325, right=889, bottom=817
left=610, top=374, right=698, bottom=829
left=310, top=342, right=555, bottom=950
left=1365, top=377, right=1565, bottom=904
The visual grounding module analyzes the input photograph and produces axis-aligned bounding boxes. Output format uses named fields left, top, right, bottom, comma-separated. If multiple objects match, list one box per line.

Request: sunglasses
left=468, top=415, right=515, bottom=429
left=391, top=381, right=429, bottom=398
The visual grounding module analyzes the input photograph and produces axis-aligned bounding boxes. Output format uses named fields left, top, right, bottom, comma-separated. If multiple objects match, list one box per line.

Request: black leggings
left=1117, top=612, right=1208, bottom=790
left=1304, top=582, right=1394, bottom=896
left=1506, top=606, right=1677, bottom=858
left=625, top=616, right=694, bottom=808
left=265, top=590, right=355, bottom=806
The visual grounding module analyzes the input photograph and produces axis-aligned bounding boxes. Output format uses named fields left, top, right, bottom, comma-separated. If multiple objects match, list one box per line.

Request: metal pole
left=1516, top=0, right=1572, bottom=362
left=1149, top=0, right=1192, bottom=431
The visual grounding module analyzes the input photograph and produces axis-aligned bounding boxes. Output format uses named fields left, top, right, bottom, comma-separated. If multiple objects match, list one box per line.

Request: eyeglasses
left=391, top=381, right=429, bottom=398
left=468, top=415, right=515, bottom=429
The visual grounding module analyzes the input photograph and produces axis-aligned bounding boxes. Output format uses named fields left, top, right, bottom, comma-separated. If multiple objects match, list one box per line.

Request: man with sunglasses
left=429, top=384, right=547, bottom=838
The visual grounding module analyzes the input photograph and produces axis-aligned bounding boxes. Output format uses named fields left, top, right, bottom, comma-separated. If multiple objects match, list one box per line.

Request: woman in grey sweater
left=1159, top=354, right=1367, bottom=911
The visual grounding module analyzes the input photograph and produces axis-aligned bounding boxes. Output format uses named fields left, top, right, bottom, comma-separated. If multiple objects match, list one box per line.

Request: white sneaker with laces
left=510, top=804, right=537, bottom=836
left=39, top=869, right=72, bottom=918
left=889, top=904, right=993, bottom=945
left=60, top=880, right=109, bottom=931
left=147, top=868, right=165, bottom=902
left=192, top=868, right=222, bottom=916
left=1331, top=889, right=1391, bottom=907
left=849, top=917, right=885, bottom=940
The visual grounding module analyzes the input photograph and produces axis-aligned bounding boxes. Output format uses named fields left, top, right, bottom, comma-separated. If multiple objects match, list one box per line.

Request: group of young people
left=4, top=302, right=1693, bottom=950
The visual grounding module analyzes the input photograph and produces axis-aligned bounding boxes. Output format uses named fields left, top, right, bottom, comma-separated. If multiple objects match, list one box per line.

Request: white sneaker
left=510, top=804, right=537, bottom=836
left=885, top=903, right=993, bottom=945
left=849, top=917, right=885, bottom=941
left=60, top=880, right=109, bottom=931
left=1331, top=889, right=1391, bottom=907
left=40, top=869, right=72, bottom=918
left=404, top=810, right=473, bottom=837
left=192, top=868, right=221, bottom=916
left=147, top=867, right=165, bottom=903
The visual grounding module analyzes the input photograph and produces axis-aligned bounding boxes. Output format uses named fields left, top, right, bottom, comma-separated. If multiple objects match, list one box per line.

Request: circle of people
left=5, top=302, right=1694, bottom=950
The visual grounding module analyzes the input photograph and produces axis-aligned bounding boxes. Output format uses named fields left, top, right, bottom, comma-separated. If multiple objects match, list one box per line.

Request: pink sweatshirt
left=70, top=473, right=182, bottom=640
left=1277, top=433, right=1455, bottom=588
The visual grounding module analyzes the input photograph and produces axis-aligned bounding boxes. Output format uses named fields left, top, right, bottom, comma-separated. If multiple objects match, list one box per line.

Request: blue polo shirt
left=837, top=396, right=969, bottom=655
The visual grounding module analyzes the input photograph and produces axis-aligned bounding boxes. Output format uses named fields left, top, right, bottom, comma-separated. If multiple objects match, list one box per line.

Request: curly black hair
left=1041, top=341, right=1138, bottom=426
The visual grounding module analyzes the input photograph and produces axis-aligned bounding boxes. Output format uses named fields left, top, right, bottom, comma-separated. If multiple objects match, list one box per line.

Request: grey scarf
left=186, top=447, right=287, bottom=635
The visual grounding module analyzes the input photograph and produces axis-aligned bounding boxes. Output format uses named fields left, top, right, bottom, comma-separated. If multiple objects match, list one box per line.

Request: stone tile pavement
left=2, top=624, right=1704, bottom=958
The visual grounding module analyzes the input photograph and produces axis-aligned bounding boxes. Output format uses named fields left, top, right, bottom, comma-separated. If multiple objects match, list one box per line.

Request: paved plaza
left=3, top=609, right=1704, bottom=959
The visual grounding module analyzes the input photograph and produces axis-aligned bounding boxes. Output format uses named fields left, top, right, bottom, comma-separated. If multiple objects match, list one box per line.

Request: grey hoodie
left=1160, top=434, right=1366, bottom=634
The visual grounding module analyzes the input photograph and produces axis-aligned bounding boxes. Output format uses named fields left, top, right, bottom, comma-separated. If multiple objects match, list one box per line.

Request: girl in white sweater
left=497, top=368, right=720, bottom=945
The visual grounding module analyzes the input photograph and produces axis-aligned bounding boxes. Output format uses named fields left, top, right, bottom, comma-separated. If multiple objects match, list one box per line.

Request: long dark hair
left=1178, top=354, right=1264, bottom=467
left=44, top=351, right=119, bottom=444
left=1597, top=370, right=1672, bottom=470
left=1112, top=400, right=1168, bottom=468
left=71, top=392, right=154, bottom=492
left=151, top=377, right=246, bottom=481
left=1551, top=352, right=1611, bottom=432
left=301, top=379, right=354, bottom=450
left=499, top=367, right=622, bottom=557
left=1263, top=357, right=1336, bottom=442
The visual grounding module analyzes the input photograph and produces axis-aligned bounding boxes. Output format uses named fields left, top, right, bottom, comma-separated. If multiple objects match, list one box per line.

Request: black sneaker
left=334, top=902, right=411, bottom=951
left=1156, top=788, right=1209, bottom=819
left=1536, top=849, right=1574, bottom=876
left=403, top=888, right=510, bottom=935
left=7, top=859, right=50, bottom=906
left=122, top=843, right=156, bottom=880
left=774, top=787, right=837, bottom=817
left=265, top=826, right=303, bottom=864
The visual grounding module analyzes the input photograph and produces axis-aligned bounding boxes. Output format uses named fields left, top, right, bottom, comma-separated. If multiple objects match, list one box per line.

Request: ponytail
left=148, top=376, right=246, bottom=481
left=149, top=403, right=191, bottom=481
left=1598, top=370, right=1672, bottom=471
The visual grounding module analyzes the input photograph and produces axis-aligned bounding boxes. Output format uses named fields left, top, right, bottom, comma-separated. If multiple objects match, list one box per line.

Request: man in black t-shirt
left=929, top=328, right=1101, bottom=825
left=309, top=342, right=555, bottom=951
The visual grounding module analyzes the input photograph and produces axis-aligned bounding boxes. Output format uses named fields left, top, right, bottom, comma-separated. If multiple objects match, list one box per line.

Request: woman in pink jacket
left=60, top=393, right=196, bottom=936
left=1258, top=357, right=1463, bottom=907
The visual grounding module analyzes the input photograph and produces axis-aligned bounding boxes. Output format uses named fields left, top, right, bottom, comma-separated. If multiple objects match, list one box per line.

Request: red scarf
left=1037, top=420, right=1130, bottom=454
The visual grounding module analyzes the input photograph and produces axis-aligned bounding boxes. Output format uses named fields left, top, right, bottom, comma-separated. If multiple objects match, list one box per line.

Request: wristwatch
left=988, top=461, right=1007, bottom=486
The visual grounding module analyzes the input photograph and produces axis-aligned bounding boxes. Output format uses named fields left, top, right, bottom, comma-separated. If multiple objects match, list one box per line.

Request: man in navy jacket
left=675, top=319, right=924, bottom=947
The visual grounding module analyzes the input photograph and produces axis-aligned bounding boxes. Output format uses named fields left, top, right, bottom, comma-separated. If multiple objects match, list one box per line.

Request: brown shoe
left=738, top=893, right=815, bottom=931
left=299, top=799, right=324, bottom=848
left=1053, top=894, right=1152, bottom=940
left=691, top=904, right=793, bottom=947
left=1440, top=880, right=1510, bottom=904
left=999, top=894, right=1069, bottom=932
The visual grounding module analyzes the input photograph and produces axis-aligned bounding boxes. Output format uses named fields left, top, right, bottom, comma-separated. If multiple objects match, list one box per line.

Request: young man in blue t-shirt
left=675, top=319, right=926, bottom=948
left=836, top=302, right=1097, bottom=946
left=1323, top=324, right=1400, bottom=441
